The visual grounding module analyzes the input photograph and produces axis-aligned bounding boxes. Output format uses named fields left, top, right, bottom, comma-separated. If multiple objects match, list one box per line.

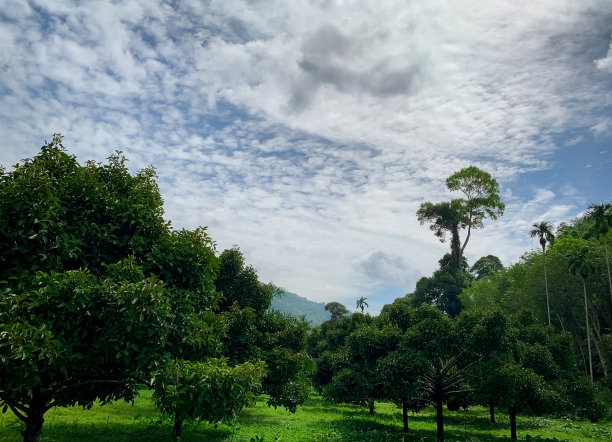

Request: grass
left=1, top=391, right=611, bottom=441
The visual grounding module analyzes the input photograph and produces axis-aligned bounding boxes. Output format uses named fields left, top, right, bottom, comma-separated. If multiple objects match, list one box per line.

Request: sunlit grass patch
left=1, top=391, right=611, bottom=441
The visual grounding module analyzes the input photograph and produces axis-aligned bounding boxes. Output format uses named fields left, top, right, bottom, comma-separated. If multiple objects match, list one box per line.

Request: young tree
left=530, top=221, right=555, bottom=325
left=153, top=358, right=266, bottom=440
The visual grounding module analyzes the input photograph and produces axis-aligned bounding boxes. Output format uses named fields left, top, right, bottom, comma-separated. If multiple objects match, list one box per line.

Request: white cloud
left=1, top=0, right=611, bottom=310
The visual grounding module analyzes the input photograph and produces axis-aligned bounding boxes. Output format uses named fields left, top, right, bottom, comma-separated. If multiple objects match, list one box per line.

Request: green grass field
left=1, top=390, right=611, bottom=441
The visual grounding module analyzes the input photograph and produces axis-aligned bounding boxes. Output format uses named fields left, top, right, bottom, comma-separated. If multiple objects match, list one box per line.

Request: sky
left=0, top=0, right=611, bottom=313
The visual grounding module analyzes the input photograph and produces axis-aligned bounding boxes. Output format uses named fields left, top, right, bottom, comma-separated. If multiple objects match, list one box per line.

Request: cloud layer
left=1, top=0, right=611, bottom=310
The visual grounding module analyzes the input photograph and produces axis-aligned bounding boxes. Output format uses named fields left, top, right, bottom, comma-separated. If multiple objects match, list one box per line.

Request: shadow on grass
left=2, top=417, right=234, bottom=442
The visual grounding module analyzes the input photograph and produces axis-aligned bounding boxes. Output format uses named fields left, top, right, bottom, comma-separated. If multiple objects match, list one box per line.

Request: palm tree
left=567, top=247, right=594, bottom=381
left=356, top=296, right=368, bottom=313
left=530, top=221, right=554, bottom=325
left=585, top=202, right=612, bottom=307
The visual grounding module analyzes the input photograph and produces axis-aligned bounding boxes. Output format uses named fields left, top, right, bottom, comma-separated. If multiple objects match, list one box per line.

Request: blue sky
left=1, top=0, right=611, bottom=313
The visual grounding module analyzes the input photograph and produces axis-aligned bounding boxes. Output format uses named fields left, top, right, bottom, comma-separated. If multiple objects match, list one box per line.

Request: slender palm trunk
left=543, top=254, right=551, bottom=326
left=583, top=278, right=594, bottom=381
left=402, top=401, right=408, bottom=432
left=604, top=236, right=612, bottom=309
left=489, top=400, right=495, bottom=423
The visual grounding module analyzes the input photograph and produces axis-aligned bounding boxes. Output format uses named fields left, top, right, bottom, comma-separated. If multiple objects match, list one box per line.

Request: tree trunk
left=488, top=400, right=495, bottom=423
left=509, top=406, right=517, bottom=440
left=590, top=309, right=608, bottom=378
left=172, top=415, right=183, bottom=440
left=368, top=400, right=375, bottom=415
left=402, top=401, right=408, bottom=432
left=543, top=254, right=551, bottom=326
left=605, top=236, right=612, bottom=311
left=22, top=413, right=45, bottom=442
left=21, top=391, right=47, bottom=442
left=583, top=279, right=594, bottom=381
left=451, top=223, right=462, bottom=269
left=436, top=397, right=444, bottom=442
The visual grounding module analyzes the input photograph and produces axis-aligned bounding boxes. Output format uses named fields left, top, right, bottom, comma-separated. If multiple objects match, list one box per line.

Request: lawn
left=1, top=390, right=610, bottom=441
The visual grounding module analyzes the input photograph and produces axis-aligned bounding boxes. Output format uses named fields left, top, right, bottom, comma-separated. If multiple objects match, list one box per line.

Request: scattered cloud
left=1, top=0, right=611, bottom=310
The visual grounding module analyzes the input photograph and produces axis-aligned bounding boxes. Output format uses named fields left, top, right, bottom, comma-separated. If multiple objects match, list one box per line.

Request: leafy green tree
left=0, top=136, right=260, bottom=442
left=0, top=137, right=182, bottom=442
left=308, top=313, right=373, bottom=391
left=567, top=245, right=595, bottom=381
left=470, top=255, right=503, bottom=280
left=216, top=247, right=277, bottom=315
left=0, top=135, right=166, bottom=284
left=0, top=260, right=172, bottom=442
left=356, top=296, right=368, bottom=313
left=408, top=267, right=472, bottom=317
left=530, top=221, right=555, bottom=325
left=324, top=301, right=350, bottom=320
left=153, top=358, right=266, bottom=440
left=445, top=166, right=505, bottom=258
left=377, top=341, right=428, bottom=431
left=584, top=202, right=612, bottom=306
left=257, top=311, right=313, bottom=412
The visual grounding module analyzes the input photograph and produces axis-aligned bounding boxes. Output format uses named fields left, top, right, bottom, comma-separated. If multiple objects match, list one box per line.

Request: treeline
left=0, top=136, right=311, bottom=442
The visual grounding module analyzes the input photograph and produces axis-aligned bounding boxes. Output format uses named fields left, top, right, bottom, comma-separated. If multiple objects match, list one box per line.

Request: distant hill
left=270, top=291, right=330, bottom=326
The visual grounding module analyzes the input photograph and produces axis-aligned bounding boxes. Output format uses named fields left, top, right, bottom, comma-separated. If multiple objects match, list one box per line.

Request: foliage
left=152, top=358, right=265, bottom=439
left=471, top=255, right=503, bottom=279
left=0, top=135, right=166, bottom=285
left=408, top=267, right=472, bottom=317
left=216, top=247, right=277, bottom=315
left=257, top=312, right=313, bottom=412
left=0, top=260, right=172, bottom=441
left=325, top=302, right=350, bottom=320
left=446, top=165, right=505, bottom=256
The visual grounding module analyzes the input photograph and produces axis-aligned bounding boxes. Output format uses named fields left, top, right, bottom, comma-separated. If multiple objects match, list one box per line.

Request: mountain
left=270, top=291, right=330, bottom=326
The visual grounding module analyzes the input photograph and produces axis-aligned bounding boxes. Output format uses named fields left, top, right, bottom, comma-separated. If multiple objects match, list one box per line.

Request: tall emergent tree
left=530, top=221, right=555, bottom=325
left=445, top=166, right=505, bottom=257
left=417, top=166, right=504, bottom=269
left=567, top=246, right=595, bottom=381
left=585, top=202, right=612, bottom=306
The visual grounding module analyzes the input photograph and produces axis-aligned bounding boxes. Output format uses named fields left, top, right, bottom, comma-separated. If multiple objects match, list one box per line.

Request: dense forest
left=1, top=136, right=610, bottom=442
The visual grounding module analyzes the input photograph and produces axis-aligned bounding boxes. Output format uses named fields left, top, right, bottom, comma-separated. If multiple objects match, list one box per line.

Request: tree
left=445, top=165, right=505, bottom=256
left=470, top=255, right=503, bottom=280
left=325, top=301, right=349, bottom=320
left=0, top=136, right=260, bottom=442
left=584, top=202, right=612, bottom=307
left=0, top=137, right=179, bottom=442
left=356, top=296, right=368, bottom=313
left=530, top=221, right=555, bottom=325
left=153, top=358, right=266, bottom=440
left=567, top=245, right=595, bottom=381
left=0, top=260, right=172, bottom=442
left=409, top=267, right=472, bottom=317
